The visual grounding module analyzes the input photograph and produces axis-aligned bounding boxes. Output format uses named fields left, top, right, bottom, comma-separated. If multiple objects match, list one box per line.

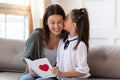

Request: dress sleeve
left=75, top=42, right=90, bottom=74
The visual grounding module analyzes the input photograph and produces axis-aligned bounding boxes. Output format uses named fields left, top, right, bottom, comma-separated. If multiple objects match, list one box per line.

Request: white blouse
left=56, top=35, right=90, bottom=78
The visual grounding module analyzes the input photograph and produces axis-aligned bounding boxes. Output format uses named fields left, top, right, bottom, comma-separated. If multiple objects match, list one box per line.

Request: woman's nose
left=54, top=23, right=58, bottom=28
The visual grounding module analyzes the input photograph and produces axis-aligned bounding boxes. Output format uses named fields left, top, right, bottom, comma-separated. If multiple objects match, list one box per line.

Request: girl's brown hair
left=71, top=8, right=89, bottom=52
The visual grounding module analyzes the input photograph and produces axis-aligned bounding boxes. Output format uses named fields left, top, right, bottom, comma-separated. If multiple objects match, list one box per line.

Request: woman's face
left=47, top=14, right=64, bottom=36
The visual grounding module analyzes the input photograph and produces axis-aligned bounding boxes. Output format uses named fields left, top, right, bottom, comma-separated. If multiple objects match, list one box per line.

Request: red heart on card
left=39, top=64, right=49, bottom=72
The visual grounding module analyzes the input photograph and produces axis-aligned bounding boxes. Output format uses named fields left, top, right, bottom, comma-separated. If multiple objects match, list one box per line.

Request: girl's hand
left=51, top=67, right=61, bottom=77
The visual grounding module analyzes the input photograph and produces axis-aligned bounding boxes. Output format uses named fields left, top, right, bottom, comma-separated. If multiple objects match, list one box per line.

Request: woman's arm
left=27, top=64, right=38, bottom=77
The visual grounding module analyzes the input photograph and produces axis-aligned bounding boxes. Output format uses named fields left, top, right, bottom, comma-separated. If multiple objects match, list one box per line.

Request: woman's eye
left=49, top=20, right=63, bottom=25
left=58, top=21, right=63, bottom=24
left=50, top=22, right=55, bottom=25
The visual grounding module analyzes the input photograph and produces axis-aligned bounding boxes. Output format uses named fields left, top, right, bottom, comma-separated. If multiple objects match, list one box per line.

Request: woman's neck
left=44, top=33, right=60, bottom=50
left=50, top=33, right=60, bottom=39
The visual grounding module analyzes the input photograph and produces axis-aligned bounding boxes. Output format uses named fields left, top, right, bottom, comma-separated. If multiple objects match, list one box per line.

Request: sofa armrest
left=0, top=38, right=26, bottom=72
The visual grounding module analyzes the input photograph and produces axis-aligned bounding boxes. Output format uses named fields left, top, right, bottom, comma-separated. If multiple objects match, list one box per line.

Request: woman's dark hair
left=42, top=4, right=66, bottom=43
left=71, top=8, right=89, bottom=52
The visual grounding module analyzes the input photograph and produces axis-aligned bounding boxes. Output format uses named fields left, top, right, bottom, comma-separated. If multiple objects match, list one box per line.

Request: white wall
left=52, top=0, right=120, bottom=46
left=51, top=0, right=83, bottom=13
left=115, top=0, right=120, bottom=45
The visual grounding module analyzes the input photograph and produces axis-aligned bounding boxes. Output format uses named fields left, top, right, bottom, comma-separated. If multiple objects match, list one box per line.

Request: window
left=0, top=0, right=32, bottom=40
left=0, top=0, right=29, bottom=5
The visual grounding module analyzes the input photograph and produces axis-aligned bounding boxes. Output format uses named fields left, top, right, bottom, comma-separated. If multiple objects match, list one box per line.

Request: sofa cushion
left=88, top=78, right=116, bottom=80
left=0, top=72, right=23, bottom=80
left=88, top=45, right=120, bottom=79
left=0, top=38, right=26, bottom=72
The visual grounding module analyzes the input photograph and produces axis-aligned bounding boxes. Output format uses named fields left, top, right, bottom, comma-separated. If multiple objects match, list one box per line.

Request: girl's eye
left=65, top=16, right=68, bottom=20
left=65, top=18, right=68, bottom=21
left=65, top=16, right=67, bottom=19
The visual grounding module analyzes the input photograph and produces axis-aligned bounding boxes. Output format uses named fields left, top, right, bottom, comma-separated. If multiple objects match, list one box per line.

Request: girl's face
left=64, top=13, right=74, bottom=32
left=47, top=14, right=64, bottom=36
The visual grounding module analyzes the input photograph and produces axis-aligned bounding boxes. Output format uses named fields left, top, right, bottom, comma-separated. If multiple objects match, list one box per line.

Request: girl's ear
left=72, top=22, right=77, bottom=27
left=72, top=22, right=77, bottom=30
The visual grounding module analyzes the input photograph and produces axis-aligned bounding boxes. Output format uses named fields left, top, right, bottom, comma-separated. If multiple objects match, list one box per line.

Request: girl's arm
left=59, top=71, right=85, bottom=78
left=52, top=67, right=85, bottom=78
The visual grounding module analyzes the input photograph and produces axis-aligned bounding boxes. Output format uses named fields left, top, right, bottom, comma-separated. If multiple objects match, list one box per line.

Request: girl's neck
left=69, top=31, right=76, bottom=38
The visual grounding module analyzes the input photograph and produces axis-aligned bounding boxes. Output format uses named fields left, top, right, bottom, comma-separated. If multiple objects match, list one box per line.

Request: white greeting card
left=24, top=58, right=55, bottom=78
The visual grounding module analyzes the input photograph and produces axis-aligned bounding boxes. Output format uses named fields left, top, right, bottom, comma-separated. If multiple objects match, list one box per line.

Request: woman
left=52, top=8, right=90, bottom=80
left=19, top=4, right=68, bottom=80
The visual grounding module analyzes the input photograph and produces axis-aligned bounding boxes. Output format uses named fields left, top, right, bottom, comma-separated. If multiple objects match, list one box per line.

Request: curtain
left=30, top=0, right=43, bottom=29
left=30, top=0, right=51, bottom=29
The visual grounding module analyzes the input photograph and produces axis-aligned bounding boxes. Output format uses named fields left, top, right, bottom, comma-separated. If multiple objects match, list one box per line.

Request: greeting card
left=24, top=58, right=55, bottom=78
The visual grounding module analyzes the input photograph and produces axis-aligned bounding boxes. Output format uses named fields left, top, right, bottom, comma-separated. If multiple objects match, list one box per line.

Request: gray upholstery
left=88, top=45, right=120, bottom=79
left=0, top=38, right=120, bottom=79
left=0, top=38, right=26, bottom=79
left=0, top=72, right=23, bottom=80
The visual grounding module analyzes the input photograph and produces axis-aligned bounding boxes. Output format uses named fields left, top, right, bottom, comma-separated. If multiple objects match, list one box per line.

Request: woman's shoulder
left=27, top=28, right=43, bottom=41
left=30, top=28, right=43, bottom=37
left=33, top=28, right=43, bottom=34
left=35, top=28, right=43, bottom=32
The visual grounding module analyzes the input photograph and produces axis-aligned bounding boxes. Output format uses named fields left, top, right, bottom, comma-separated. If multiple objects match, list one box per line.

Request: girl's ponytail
left=71, top=8, right=89, bottom=52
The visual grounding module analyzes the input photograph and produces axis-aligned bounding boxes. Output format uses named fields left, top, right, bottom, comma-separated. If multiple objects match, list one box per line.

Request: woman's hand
left=28, top=67, right=38, bottom=77
left=51, top=67, right=62, bottom=77
left=26, top=64, right=38, bottom=77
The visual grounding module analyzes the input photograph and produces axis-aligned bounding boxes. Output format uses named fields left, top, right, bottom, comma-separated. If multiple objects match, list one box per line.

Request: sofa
left=0, top=38, right=26, bottom=80
left=88, top=45, right=120, bottom=80
left=0, top=37, right=120, bottom=80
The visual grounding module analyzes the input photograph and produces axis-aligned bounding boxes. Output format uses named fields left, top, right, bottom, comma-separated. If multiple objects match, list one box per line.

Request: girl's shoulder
left=58, top=39, right=64, bottom=46
left=59, top=38, right=64, bottom=43
left=78, top=41, right=87, bottom=49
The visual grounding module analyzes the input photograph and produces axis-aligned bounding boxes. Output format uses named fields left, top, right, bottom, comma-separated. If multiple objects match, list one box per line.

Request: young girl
left=52, top=8, right=90, bottom=80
